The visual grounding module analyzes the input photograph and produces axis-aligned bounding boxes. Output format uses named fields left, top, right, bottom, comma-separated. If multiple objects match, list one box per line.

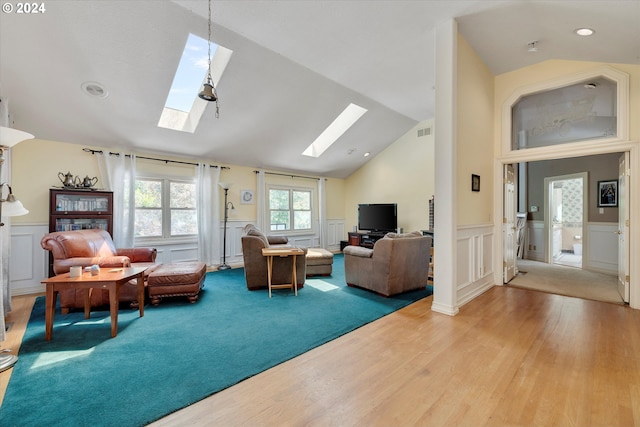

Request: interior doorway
left=544, top=172, right=587, bottom=269
left=504, top=155, right=627, bottom=305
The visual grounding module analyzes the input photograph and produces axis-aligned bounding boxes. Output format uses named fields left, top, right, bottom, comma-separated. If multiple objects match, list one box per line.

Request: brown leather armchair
left=41, top=229, right=157, bottom=313
left=241, top=224, right=306, bottom=290
left=343, top=231, right=431, bottom=296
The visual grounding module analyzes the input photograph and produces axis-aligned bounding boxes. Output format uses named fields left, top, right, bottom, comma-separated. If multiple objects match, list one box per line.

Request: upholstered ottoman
left=147, top=262, right=206, bottom=305
left=305, top=248, right=334, bottom=277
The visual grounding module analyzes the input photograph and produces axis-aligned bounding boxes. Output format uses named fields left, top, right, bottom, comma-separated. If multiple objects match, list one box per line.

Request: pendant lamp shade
left=198, top=80, right=217, bottom=102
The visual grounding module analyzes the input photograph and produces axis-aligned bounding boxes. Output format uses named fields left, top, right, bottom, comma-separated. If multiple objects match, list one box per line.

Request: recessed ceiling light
left=363, top=152, right=370, bottom=157
left=81, top=81, right=108, bottom=98
left=584, top=82, right=598, bottom=89
left=575, top=28, right=595, bottom=36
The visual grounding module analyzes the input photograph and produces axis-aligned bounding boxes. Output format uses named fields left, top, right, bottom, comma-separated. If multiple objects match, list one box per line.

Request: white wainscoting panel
left=10, top=224, right=48, bottom=295
left=524, top=221, right=617, bottom=274
left=525, top=220, right=545, bottom=261
left=220, top=221, right=248, bottom=266
left=586, top=222, right=618, bottom=274
left=326, top=219, right=346, bottom=252
left=456, top=224, right=495, bottom=306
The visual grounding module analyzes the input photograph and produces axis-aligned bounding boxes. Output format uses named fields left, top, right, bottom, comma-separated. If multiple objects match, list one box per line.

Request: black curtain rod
left=83, top=148, right=229, bottom=169
left=254, top=170, right=320, bottom=181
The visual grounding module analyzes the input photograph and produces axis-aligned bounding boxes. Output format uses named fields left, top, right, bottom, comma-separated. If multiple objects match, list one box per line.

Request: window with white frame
left=502, top=65, right=629, bottom=156
left=268, top=186, right=313, bottom=232
left=134, top=178, right=197, bottom=239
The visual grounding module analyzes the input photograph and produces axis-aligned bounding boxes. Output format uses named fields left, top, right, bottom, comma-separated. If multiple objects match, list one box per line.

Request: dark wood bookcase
left=48, top=188, right=113, bottom=275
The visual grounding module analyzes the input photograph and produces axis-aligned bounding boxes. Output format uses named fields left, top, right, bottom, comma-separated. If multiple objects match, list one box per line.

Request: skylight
left=158, top=33, right=232, bottom=133
left=302, top=103, right=368, bottom=158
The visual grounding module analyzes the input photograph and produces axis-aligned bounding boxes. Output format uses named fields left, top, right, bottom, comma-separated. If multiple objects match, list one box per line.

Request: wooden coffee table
left=41, top=266, right=148, bottom=340
left=261, top=247, right=305, bottom=298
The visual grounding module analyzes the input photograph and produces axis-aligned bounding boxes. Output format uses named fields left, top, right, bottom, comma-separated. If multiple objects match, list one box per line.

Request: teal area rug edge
left=1, top=254, right=432, bottom=426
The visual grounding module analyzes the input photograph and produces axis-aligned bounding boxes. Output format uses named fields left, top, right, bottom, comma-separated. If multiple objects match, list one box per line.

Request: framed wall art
left=471, top=174, right=480, bottom=192
left=240, top=189, right=254, bottom=204
left=597, top=179, right=618, bottom=207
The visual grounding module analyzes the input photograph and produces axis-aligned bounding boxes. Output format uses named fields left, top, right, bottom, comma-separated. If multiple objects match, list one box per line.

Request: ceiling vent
left=417, top=127, right=432, bottom=137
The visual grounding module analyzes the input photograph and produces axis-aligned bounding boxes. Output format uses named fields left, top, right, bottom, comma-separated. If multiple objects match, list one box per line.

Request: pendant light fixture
left=198, top=0, right=220, bottom=118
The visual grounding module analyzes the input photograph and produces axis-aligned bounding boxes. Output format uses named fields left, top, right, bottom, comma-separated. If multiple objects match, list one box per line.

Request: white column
left=432, top=19, right=459, bottom=316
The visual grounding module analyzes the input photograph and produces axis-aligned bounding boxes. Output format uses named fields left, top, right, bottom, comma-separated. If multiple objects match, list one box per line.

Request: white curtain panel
left=318, top=178, right=327, bottom=248
left=196, top=164, right=221, bottom=266
left=96, top=152, right=136, bottom=247
left=0, top=148, right=12, bottom=341
left=256, top=170, right=265, bottom=231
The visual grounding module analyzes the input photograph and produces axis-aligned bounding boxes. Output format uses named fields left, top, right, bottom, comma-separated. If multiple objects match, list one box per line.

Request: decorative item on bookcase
left=57, top=172, right=100, bottom=189
left=58, top=171, right=76, bottom=188
left=80, top=175, right=99, bottom=188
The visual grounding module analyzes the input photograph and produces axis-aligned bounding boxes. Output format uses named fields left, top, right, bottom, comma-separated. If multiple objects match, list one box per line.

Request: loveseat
left=241, top=224, right=307, bottom=290
left=343, top=231, right=431, bottom=296
left=41, top=229, right=157, bottom=313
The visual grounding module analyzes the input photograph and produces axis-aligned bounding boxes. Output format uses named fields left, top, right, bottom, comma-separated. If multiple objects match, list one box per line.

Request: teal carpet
left=0, top=254, right=431, bottom=426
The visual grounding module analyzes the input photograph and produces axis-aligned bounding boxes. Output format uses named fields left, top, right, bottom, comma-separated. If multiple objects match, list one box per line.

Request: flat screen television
left=358, top=203, right=397, bottom=233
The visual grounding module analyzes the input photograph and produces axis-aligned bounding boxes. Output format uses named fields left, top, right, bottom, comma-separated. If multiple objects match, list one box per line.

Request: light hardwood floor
left=3, top=287, right=640, bottom=426
left=0, top=294, right=36, bottom=404
left=151, top=286, right=640, bottom=426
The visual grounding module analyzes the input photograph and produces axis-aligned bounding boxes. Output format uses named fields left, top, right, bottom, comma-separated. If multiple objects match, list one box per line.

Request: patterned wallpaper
left=561, top=178, right=583, bottom=225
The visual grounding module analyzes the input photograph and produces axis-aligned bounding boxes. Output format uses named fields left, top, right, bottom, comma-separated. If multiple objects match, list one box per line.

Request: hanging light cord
left=206, top=0, right=220, bottom=117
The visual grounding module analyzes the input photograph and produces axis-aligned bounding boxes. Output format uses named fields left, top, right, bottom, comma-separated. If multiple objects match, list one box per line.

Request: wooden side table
left=41, top=266, right=147, bottom=340
left=261, top=247, right=305, bottom=298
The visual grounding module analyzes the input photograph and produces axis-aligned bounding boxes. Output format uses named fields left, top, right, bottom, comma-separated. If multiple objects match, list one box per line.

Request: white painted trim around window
left=501, top=65, right=630, bottom=158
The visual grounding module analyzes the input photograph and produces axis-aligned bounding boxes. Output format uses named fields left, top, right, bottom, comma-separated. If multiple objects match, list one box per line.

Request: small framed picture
left=471, top=174, right=480, bottom=192
left=597, top=180, right=618, bottom=207
left=240, top=189, right=254, bottom=204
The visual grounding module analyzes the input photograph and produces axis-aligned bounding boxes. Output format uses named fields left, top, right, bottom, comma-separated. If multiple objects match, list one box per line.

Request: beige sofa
left=343, top=231, right=431, bottom=296
left=241, top=224, right=307, bottom=290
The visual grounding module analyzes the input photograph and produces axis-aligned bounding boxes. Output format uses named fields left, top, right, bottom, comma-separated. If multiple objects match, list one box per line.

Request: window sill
left=135, top=236, right=198, bottom=247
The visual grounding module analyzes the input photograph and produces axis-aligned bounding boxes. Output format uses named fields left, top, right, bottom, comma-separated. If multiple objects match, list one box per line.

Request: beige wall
left=456, top=34, right=494, bottom=226
left=325, top=178, right=345, bottom=220
left=12, top=139, right=102, bottom=224
left=344, top=119, right=434, bottom=233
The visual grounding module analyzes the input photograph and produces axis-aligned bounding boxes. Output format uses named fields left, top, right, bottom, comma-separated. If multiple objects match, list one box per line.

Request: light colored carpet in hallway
left=509, top=259, right=623, bottom=305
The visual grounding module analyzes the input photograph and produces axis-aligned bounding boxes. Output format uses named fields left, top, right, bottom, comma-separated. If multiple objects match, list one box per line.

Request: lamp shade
left=218, top=182, right=231, bottom=190
left=2, top=198, right=29, bottom=217
left=0, top=126, right=34, bottom=148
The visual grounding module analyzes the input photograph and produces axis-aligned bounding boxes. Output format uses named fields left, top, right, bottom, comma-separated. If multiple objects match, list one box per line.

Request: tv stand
left=347, top=231, right=387, bottom=249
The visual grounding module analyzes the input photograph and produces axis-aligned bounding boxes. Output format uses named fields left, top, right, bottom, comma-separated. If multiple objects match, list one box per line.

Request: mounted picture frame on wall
left=240, top=189, right=254, bottom=204
left=471, top=174, right=480, bottom=192
left=597, top=179, right=618, bottom=207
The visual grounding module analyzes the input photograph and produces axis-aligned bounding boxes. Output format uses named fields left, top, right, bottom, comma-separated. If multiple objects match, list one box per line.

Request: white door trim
left=495, top=141, right=640, bottom=309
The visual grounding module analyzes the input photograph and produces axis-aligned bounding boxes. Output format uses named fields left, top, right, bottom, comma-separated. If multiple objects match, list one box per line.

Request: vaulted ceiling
left=1, top=1, right=638, bottom=178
